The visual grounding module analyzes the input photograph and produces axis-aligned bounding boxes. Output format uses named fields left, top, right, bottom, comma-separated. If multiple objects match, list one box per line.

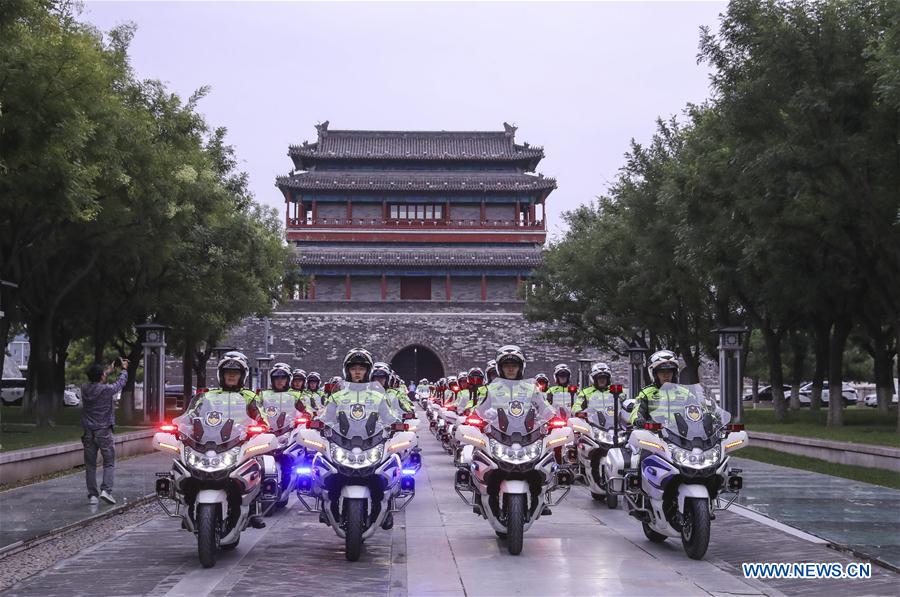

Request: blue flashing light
left=401, top=468, right=417, bottom=476
left=296, top=467, right=312, bottom=476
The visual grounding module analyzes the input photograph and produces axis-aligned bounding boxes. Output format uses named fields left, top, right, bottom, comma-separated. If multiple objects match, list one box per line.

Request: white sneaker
left=99, top=490, right=116, bottom=505
left=89, top=496, right=99, bottom=505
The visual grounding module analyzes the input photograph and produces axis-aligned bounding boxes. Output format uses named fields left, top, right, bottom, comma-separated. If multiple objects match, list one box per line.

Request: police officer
left=323, top=349, right=399, bottom=422
left=301, top=371, right=324, bottom=413
left=534, top=373, right=550, bottom=394
left=290, top=369, right=307, bottom=393
left=630, top=350, right=688, bottom=426
left=573, top=363, right=613, bottom=413
left=485, top=359, right=499, bottom=384
left=547, top=363, right=577, bottom=408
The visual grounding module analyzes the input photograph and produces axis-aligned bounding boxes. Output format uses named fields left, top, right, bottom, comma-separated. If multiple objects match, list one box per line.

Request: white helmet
left=553, top=363, right=571, bottom=383
left=371, top=361, right=392, bottom=381
left=343, top=348, right=374, bottom=381
left=217, top=352, right=249, bottom=389
left=496, top=345, right=526, bottom=380
left=590, top=362, right=612, bottom=385
left=269, top=362, right=293, bottom=388
left=647, top=350, right=679, bottom=384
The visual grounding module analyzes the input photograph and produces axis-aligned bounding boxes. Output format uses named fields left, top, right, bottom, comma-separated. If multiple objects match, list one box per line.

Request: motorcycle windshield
left=179, top=391, right=255, bottom=450
left=649, top=383, right=730, bottom=449
left=259, top=393, right=300, bottom=435
left=478, top=378, right=552, bottom=444
left=320, top=381, right=395, bottom=450
left=581, top=394, right=622, bottom=430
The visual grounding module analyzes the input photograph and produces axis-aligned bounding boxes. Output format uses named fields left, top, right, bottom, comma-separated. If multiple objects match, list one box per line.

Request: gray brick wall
left=317, top=203, right=345, bottom=220
left=452, top=277, right=482, bottom=301
left=485, top=204, right=513, bottom=222
left=353, top=203, right=381, bottom=219
left=451, top=204, right=481, bottom=222
left=350, top=276, right=382, bottom=301
left=315, top=276, right=345, bottom=300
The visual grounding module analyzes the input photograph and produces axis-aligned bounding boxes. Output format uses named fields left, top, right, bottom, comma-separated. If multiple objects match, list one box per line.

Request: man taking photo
left=81, top=358, right=129, bottom=505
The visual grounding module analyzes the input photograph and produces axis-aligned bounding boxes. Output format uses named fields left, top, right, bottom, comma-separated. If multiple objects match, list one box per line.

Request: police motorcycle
left=569, top=384, right=636, bottom=508
left=622, top=383, right=748, bottom=560
left=426, top=378, right=446, bottom=436
left=415, top=379, right=432, bottom=408
left=453, top=378, right=574, bottom=555
left=257, top=367, right=308, bottom=514
left=292, top=381, right=417, bottom=561
left=439, top=375, right=468, bottom=455
left=433, top=376, right=459, bottom=447
left=153, top=394, right=279, bottom=568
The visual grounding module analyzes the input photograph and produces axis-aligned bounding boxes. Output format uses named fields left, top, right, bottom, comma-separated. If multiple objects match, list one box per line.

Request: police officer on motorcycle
left=291, top=369, right=307, bottom=393
left=547, top=363, right=576, bottom=408
left=630, top=350, right=685, bottom=427
left=573, top=363, right=613, bottom=413
left=301, top=371, right=324, bottom=413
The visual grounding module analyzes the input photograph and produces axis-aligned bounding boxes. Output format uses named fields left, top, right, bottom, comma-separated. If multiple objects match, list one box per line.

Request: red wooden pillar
left=285, top=201, right=291, bottom=227
left=310, top=275, right=316, bottom=301
left=515, top=200, right=521, bottom=226
left=382, top=199, right=388, bottom=221
left=445, top=200, right=450, bottom=222
left=345, top=274, right=351, bottom=300
left=480, top=199, right=486, bottom=222
left=528, top=202, right=536, bottom=225
left=312, top=199, right=317, bottom=223
left=445, top=275, right=452, bottom=301
left=346, top=200, right=353, bottom=221
left=381, top=274, right=387, bottom=301
left=481, top=274, right=487, bottom=301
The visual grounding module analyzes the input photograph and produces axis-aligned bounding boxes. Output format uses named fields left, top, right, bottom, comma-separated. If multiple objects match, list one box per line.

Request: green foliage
left=0, top=1, right=292, bottom=425
left=527, top=0, right=899, bottom=425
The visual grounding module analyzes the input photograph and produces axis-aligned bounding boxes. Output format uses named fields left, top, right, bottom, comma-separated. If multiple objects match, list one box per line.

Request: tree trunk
left=751, top=377, right=759, bottom=410
left=827, top=316, right=852, bottom=427
left=31, top=319, right=59, bottom=428
left=789, top=332, right=805, bottom=411
left=182, top=338, right=194, bottom=410
left=872, top=339, right=894, bottom=415
left=194, top=350, right=210, bottom=389
left=811, top=320, right=829, bottom=412
left=680, top=348, right=700, bottom=384
left=763, top=326, right=787, bottom=421
left=0, top=313, right=11, bottom=392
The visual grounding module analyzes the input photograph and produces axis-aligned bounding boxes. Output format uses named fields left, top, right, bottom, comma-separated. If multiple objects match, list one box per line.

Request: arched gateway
left=390, top=345, right=444, bottom=382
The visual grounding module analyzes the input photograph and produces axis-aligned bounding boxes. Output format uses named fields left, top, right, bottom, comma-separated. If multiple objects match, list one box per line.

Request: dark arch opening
left=390, top=345, right=444, bottom=383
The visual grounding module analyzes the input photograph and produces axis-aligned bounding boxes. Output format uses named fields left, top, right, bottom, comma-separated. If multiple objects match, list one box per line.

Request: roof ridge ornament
left=503, top=121, right=517, bottom=137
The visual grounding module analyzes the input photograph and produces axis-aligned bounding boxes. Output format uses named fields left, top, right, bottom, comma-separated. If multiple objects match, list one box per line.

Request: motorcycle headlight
left=331, top=444, right=383, bottom=468
left=184, top=446, right=240, bottom=472
left=671, top=445, right=721, bottom=469
left=593, top=428, right=614, bottom=444
left=489, top=440, right=543, bottom=463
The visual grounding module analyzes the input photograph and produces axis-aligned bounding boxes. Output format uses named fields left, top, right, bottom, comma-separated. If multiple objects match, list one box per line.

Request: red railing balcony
left=286, top=218, right=545, bottom=230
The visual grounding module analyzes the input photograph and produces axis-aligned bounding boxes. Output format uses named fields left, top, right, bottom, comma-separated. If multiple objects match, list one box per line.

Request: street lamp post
left=137, top=323, right=168, bottom=424
left=715, top=326, right=747, bottom=422
left=626, top=341, right=649, bottom=400
left=256, top=355, right=273, bottom=391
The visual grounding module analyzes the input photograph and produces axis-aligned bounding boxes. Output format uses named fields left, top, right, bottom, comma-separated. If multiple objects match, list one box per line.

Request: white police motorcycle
left=622, top=383, right=748, bottom=559
left=453, top=378, right=574, bottom=555
left=292, top=381, right=416, bottom=561
left=153, top=394, right=279, bottom=568
left=568, top=386, right=636, bottom=508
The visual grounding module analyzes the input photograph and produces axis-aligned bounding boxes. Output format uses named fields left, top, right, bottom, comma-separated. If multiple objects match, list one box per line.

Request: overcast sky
left=83, top=1, right=726, bottom=239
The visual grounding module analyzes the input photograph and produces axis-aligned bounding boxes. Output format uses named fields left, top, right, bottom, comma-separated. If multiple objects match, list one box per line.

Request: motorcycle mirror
left=308, top=420, right=325, bottom=430
left=391, top=422, right=410, bottom=432
left=402, top=412, right=416, bottom=420
left=575, top=411, right=588, bottom=419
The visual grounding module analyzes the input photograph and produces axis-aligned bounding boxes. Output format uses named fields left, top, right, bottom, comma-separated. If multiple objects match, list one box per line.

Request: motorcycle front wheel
left=197, top=503, right=219, bottom=568
left=506, top=494, right=526, bottom=555
left=344, top=498, right=366, bottom=562
left=681, top=497, right=711, bottom=560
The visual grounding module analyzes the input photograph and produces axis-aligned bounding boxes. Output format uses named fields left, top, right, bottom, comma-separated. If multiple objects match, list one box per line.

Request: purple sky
left=83, top=1, right=726, bottom=239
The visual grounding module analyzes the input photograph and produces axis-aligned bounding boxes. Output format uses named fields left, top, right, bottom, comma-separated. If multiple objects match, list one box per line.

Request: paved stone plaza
left=2, top=424, right=897, bottom=597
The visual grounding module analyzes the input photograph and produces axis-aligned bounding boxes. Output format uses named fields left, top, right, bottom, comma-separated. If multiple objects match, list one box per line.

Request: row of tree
left=526, top=0, right=899, bottom=427
left=0, top=1, right=292, bottom=425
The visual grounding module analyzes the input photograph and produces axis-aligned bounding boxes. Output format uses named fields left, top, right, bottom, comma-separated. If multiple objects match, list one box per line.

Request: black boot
left=381, top=513, right=394, bottom=530
left=249, top=515, right=266, bottom=529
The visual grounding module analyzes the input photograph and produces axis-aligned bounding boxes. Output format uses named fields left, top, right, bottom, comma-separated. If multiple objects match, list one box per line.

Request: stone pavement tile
left=732, top=456, right=900, bottom=569
left=0, top=451, right=173, bottom=549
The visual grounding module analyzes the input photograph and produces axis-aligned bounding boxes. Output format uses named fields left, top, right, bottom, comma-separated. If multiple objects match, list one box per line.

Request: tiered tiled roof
left=297, top=246, right=542, bottom=268
left=289, top=122, right=543, bottom=167
left=277, top=170, right=556, bottom=193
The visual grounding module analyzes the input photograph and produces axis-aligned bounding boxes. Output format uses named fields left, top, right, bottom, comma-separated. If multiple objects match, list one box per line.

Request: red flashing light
left=294, top=415, right=310, bottom=427
left=726, top=423, right=745, bottom=432
left=391, top=422, right=410, bottom=432
left=247, top=424, right=267, bottom=435
left=567, top=385, right=578, bottom=393
left=575, top=411, right=588, bottom=419
left=610, top=384, right=623, bottom=394
left=197, top=388, right=209, bottom=395
left=446, top=405, right=458, bottom=413
left=644, top=422, right=663, bottom=431
left=449, top=384, right=460, bottom=392
left=548, top=417, right=568, bottom=429
left=159, top=423, right=177, bottom=433
left=465, top=414, right=487, bottom=428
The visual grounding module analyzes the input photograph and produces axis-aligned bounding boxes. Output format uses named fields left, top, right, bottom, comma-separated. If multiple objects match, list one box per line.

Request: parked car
left=63, top=384, right=81, bottom=407
left=798, top=381, right=858, bottom=406
left=864, top=393, right=898, bottom=408
left=1, top=377, right=26, bottom=406
left=742, top=384, right=792, bottom=401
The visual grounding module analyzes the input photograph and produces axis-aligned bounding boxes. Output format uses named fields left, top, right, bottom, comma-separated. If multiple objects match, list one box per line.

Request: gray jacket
left=81, top=371, right=128, bottom=431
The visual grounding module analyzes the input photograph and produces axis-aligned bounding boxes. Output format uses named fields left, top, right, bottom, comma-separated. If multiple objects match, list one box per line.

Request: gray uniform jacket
left=81, top=371, right=128, bottom=430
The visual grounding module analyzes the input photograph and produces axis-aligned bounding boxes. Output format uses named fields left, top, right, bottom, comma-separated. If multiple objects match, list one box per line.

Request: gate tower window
left=400, top=277, right=431, bottom=300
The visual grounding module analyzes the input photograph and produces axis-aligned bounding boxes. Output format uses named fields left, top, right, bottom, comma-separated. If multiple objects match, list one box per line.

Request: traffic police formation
left=153, top=344, right=748, bottom=566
